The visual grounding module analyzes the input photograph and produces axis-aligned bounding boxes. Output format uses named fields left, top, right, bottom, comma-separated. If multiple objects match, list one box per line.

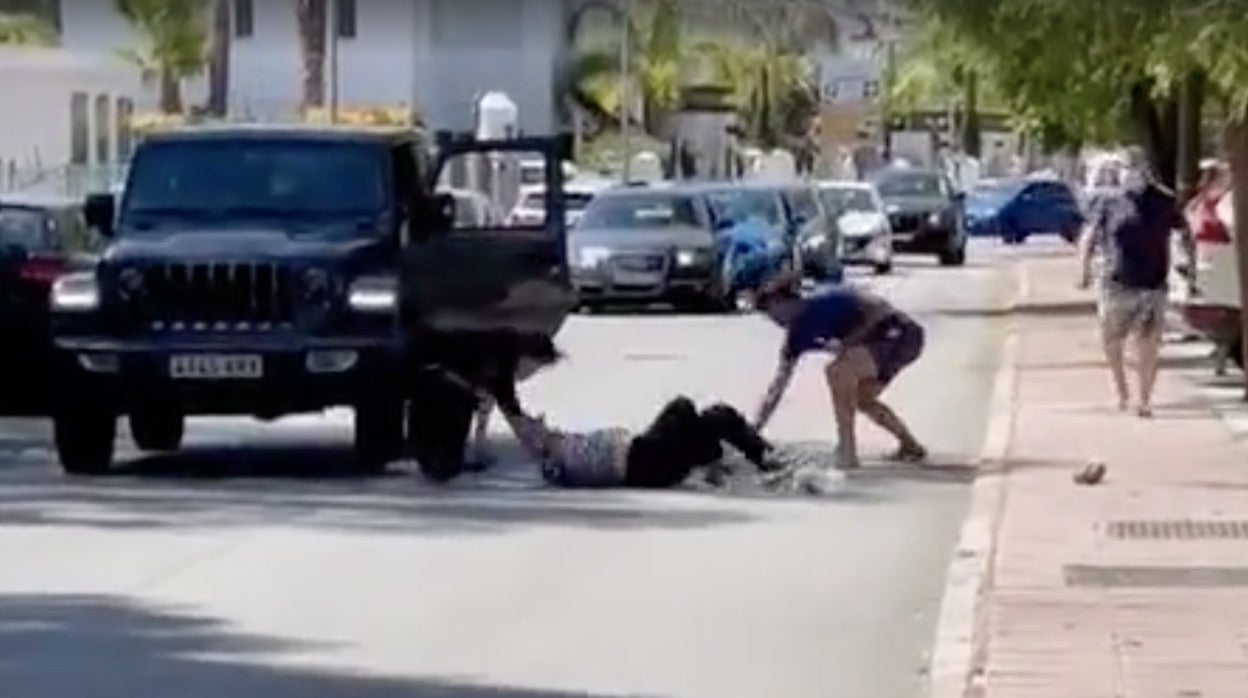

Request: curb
left=926, top=262, right=1024, bottom=698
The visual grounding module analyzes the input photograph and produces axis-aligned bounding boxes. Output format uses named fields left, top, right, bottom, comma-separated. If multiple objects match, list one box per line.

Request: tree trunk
left=1176, top=69, right=1206, bottom=204
left=1224, top=119, right=1248, bottom=400
left=297, top=0, right=327, bottom=112
left=159, top=69, right=183, bottom=114
left=961, top=70, right=980, bottom=158
left=1128, top=81, right=1179, bottom=189
left=205, top=0, right=231, bottom=117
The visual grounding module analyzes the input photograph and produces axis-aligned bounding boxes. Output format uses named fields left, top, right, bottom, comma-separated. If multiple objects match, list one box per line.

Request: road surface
left=0, top=241, right=1017, bottom=698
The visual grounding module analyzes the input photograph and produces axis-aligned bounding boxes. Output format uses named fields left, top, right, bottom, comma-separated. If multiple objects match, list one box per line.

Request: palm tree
left=0, top=11, right=55, bottom=45
left=295, top=0, right=327, bottom=112
left=701, top=40, right=818, bottom=149
left=114, top=0, right=209, bottom=114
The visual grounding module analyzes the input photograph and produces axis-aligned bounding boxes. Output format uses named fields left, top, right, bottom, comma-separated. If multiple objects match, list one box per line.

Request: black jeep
left=52, top=124, right=574, bottom=478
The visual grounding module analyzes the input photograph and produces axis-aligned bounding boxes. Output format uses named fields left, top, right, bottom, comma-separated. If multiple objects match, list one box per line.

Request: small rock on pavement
left=1073, top=458, right=1107, bottom=486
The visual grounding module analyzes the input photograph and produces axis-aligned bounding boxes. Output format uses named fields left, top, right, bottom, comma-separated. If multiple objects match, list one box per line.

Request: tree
left=0, top=11, right=55, bottom=45
left=114, top=0, right=209, bottom=114
left=203, top=0, right=230, bottom=117
left=295, top=0, right=327, bottom=112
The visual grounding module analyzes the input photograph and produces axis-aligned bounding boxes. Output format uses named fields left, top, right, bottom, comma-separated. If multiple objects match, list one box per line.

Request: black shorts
left=863, top=316, right=924, bottom=387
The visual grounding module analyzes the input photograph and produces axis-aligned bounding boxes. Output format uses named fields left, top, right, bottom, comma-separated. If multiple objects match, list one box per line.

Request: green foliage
left=0, top=11, right=54, bottom=45
left=114, top=0, right=208, bottom=113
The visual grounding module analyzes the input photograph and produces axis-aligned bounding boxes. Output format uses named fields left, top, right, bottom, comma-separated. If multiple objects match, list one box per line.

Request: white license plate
left=170, top=354, right=263, bottom=380
left=612, top=270, right=662, bottom=285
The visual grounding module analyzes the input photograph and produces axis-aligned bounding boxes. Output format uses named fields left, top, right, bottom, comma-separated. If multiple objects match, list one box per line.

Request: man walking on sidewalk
left=1077, top=148, right=1194, bottom=417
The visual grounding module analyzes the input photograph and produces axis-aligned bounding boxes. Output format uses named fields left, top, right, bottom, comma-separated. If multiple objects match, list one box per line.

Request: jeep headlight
left=52, top=272, right=100, bottom=311
left=301, top=267, right=331, bottom=301
left=577, top=246, right=611, bottom=268
left=116, top=266, right=145, bottom=300
left=347, top=275, right=397, bottom=313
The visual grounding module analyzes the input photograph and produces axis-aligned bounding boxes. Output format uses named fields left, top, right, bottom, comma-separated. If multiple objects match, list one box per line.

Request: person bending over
left=750, top=271, right=927, bottom=470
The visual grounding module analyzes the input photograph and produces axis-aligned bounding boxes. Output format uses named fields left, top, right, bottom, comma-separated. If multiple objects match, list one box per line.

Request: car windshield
left=521, top=190, right=594, bottom=211
left=578, top=194, right=699, bottom=229
left=705, top=189, right=782, bottom=226
left=875, top=172, right=943, bottom=198
left=0, top=206, right=55, bottom=251
left=121, top=139, right=387, bottom=224
left=819, top=187, right=877, bottom=214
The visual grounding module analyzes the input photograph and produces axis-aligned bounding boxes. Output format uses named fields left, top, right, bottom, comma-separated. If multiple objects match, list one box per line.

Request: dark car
left=0, top=195, right=96, bottom=414
left=965, top=178, right=1085, bottom=244
left=698, top=183, right=805, bottom=272
left=52, top=124, right=574, bottom=480
left=871, top=167, right=968, bottom=266
left=568, top=184, right=733, bottom=311
left=778, top=182, right=844, bottom=282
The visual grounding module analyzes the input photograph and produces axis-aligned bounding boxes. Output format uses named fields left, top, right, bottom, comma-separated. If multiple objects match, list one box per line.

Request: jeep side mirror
left=84, top=193, right=115, bottom=236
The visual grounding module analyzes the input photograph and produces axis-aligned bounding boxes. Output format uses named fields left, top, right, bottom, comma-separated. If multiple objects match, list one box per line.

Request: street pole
left=619, top=0, right=632, bottom=183
left=327, top=0, right=340, bottom=122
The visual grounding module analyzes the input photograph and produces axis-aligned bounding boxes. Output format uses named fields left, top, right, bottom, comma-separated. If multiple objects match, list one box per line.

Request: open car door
left=400, top=132, right=578, bottom=482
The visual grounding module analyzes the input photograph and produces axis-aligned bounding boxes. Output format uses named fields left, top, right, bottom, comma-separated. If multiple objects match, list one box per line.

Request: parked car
left=1178, top=182, right=1241, bottom=366
left=816, top=180, right=893, bottom=275
left=779, top=181, right=844, bottom=282
left=568, top=184, right=734, bottom=311
left=965, top=178, right=1085, bottom=244
left=508, top=181, right=597, bottom=227
left=871, top=167, right=968, bottom=265
left=0, top=194, right=96, bottom=415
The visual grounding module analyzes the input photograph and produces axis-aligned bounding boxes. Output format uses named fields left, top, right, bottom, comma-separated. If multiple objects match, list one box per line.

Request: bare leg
left=466, top=396, right=496, bottom=467
left=1101, top=333, right=1130, bottom=410
left=1134, top=328, right=1163, bottom=417
left=858, top=382, right=925, bottom=458
left=825, top=349, right=875, bottom=469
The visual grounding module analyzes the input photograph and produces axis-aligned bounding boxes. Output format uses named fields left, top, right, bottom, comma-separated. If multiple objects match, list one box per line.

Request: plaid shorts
left=1098, top=284, right=1167, bottom=340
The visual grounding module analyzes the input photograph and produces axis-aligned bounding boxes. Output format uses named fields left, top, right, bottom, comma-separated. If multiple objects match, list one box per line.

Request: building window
left=233, top=0, right=253, bottom=37
left=116, top=98, right=135, bottom=161
left=69, top=92, right=89, bottom=165
left=94, top=94, right=111, bottom=164
left=336, top=0, right=356, bottom=38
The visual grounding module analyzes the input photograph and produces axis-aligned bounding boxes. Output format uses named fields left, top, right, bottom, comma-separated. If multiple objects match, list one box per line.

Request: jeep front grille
left=135, top=262, right=295, bottom=326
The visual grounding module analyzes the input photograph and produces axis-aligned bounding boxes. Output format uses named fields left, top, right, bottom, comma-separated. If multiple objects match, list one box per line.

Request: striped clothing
left=505, top=413, right=632, bottom=488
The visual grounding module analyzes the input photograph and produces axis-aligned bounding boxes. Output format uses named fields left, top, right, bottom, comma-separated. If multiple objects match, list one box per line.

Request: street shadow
left=936, top=300, right=1094, bottom=319
left=0, top=593, right=644, bottom=698
left=844, top=462, right=977, bottom=485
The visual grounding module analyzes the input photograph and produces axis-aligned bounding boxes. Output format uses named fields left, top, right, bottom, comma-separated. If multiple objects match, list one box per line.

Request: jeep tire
left=54, top=403, right=117, bottom=476
left=129, top=409, right=185, bottom=452
left=407, top=369, right=476, bottom=482
left=353, top=397, right=405, bottom=475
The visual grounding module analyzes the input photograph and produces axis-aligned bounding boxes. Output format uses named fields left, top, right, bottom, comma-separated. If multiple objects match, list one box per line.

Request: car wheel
left=407, top=369, right=475, bottom=482
left=939, top=238, right=967, bottom=266
left=354, top=397, right=404, bottom=474
left=54, top=403, right=117, bottom=476
left=873, top=259, right=893, bottom=275
left=129, top=409, right=185, bottom=452
left=1231, top=337, right=1244, bottom=369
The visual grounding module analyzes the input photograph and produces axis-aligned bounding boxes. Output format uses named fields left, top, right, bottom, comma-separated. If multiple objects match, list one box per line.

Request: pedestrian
left=480, top=365, right=824, bottom=491
left=748, top=271, right=928, bottom=470
left=1076, top=148, right=1194, bottom=417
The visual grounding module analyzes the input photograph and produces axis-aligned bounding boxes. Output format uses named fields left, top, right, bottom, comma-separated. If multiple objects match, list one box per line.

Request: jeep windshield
left=120, top=139, right=387, bottom=227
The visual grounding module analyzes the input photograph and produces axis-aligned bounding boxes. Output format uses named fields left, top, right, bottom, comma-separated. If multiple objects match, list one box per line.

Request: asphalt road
left=0, top=241, right=1015, bottom=698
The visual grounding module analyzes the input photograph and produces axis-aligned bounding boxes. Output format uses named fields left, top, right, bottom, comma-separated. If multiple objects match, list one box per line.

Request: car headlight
left=52, top=272, right=100, bottom=311
left=347, top=275, right=397, bottom=313
left=301, top=267, right=331, bottom=301
left=577, top=246, right=611, bottom=268
left=927, top=212, right=943, bottom=226
left=675, top=248, right=711, bottom=266
left=116, top=266, right=144, bottom=300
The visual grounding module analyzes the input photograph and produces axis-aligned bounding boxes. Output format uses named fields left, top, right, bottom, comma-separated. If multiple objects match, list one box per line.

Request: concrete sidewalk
left=971, top=254, right=1248, bottom=697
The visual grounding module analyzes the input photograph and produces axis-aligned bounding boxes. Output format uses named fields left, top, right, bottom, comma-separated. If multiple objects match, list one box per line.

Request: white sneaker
left=793, top=466, right=846, bottom=495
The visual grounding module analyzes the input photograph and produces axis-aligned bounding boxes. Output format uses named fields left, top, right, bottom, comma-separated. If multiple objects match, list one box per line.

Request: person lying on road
left=482, top=368, right=828, bottom=492
left=749, top=270, right=928, bottom=470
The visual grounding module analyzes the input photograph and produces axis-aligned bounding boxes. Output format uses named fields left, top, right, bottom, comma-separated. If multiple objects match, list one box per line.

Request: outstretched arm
left=753, top=355, right=797, bottom=431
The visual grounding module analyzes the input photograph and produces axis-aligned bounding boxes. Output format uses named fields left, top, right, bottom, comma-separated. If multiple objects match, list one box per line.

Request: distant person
left=1077, top=149, right=1194, bottom=417
left=748, top=271, right=928, bottom=470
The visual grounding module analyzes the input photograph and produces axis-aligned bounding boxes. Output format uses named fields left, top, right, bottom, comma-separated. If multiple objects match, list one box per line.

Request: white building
left=0, top=46, right=134, bottom=193
left=57, top=0, right=573, bottom=134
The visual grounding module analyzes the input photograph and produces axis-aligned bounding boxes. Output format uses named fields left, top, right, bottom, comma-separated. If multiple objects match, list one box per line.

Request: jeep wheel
left=54, top=405, right=117, bottom=476
left=129, top=409, right=185, bottom=452
left=407, top=370, right=476, bottom=482
left=354, top=398, right=404, bottom=475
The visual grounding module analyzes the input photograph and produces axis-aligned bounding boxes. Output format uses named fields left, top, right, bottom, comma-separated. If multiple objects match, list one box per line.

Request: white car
left=1178, top=179, right=1239, bottom=364
left=815, top=180, right=893, bottom=274
left=507, top=182, right=599, bottom=227
left=440, top=188, right=504, bottom=228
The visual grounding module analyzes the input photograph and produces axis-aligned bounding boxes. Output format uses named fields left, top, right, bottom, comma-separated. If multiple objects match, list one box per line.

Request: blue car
left=965, top=178, right=1085, bottom=244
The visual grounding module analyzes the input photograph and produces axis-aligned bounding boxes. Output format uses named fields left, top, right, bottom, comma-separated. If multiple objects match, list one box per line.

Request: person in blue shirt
left=748, top=271, right=927, bottom=470
left=715, top=204, right=791, bottom=297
